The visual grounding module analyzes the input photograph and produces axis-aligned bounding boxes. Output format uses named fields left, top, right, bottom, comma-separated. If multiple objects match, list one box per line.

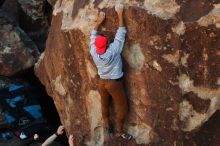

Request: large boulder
left=0, top=0, right=18, bottom=22
left=17, top=0, right=46, bottom=20
left=35, top=0, right=220, bottom=145
left=16, top=0, right=51, bottom=52
left=1, top=0, right=52, bottom=52
left=0, top=14, right=39, bottom=76
left=0, top=0, right=51, bottom=76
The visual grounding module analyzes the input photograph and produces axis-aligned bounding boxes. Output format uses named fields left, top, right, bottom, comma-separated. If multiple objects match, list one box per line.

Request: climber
left=90, top=4, right=131, bottom=139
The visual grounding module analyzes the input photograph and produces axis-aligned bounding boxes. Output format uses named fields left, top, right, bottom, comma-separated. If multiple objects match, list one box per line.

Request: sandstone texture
left=35, top=0, right=220, bottom=146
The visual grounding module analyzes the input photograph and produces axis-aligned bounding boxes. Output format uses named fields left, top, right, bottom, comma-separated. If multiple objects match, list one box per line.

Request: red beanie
left=94, top=35, right=107, bottom=55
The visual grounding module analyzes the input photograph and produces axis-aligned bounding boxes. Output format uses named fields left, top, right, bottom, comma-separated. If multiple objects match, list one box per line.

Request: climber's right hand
left=115, top=4, right=124, bottom=15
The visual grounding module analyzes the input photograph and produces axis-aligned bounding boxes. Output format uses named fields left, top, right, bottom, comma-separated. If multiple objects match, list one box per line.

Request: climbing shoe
left=115, top=132, right=133, bottom=140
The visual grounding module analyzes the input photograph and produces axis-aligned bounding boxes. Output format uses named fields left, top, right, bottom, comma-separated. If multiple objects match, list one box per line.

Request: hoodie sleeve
left=90, top=30, right=98, bottom=55
left=111, top=27, right=127, bottom=54
left=90, top=30, right=98, bottom=46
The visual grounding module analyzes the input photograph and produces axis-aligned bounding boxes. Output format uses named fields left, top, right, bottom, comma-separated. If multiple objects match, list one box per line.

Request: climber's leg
left=107, top=79, right=128, bottom=133
left=98, top=79, right=111, bottom=129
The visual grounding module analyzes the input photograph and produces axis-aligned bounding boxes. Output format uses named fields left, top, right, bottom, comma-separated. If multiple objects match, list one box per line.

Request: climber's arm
left=41, top=134, right=58, bottom=146
left=90, top=12, right=105, bottom=46
left=42, top=125, right=65, bottom=146
left=117, top=4, right=124, bottom=27
left=112, top=4, right=127, bottom=53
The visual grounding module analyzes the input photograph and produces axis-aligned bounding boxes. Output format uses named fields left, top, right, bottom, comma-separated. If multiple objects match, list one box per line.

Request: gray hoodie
left=90, top=27, right=127, bottom=79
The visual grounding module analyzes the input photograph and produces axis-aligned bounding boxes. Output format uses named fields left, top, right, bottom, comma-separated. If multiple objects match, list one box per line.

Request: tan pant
left=98, top=78, right=128, bottom=133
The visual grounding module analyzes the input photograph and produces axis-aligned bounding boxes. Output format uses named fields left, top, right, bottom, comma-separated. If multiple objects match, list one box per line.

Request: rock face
left=16, top=0, right=52, bottom=51
left=0, top=0, right=52, bottom=76
left=0, top=15, right=39, bottom=76
left=1, top=0, right=52, bottom=51
left=35, top=0, right=220, bottom=146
